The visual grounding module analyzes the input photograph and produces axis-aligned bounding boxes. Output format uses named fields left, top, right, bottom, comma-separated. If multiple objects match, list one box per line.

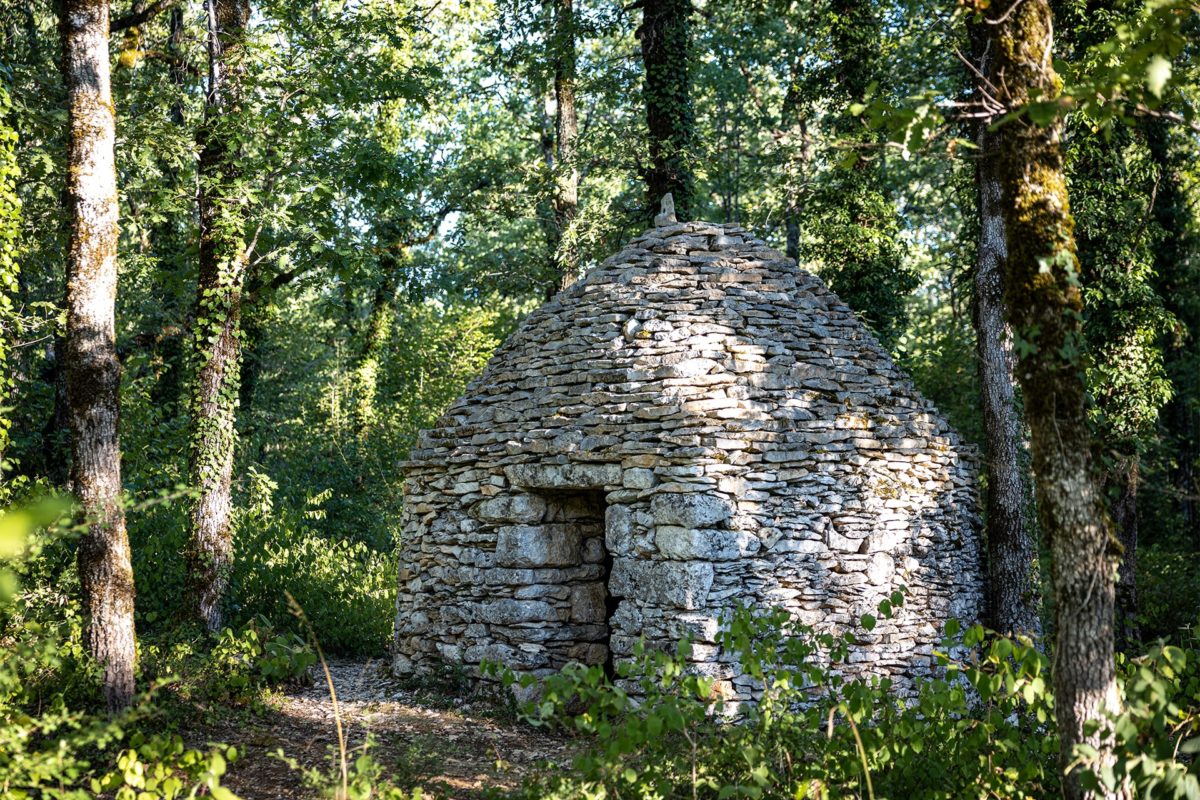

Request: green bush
left=492, top=600, right=1200, bottom=800
left=127, top=474, right=395, bottom=656
left=0, top=504, right=241, bottom=800
left=231, top=507, right=396, bottom=656
left=1138, top=544, right=1200, bottom=642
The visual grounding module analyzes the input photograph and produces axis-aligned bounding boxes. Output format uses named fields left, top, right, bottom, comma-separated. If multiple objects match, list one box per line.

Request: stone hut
left=393, top=220, right=983, bottom=699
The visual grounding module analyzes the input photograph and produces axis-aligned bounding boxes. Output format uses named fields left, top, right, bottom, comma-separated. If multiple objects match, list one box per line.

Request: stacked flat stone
left=393, top=221, right=984, bottom=700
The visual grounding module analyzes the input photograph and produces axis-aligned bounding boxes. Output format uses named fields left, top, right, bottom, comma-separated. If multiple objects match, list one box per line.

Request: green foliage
left=491, top=601, right=1200, bottom=800
left=804, top=170, right=919, bottom=348
left=0, top=504, right=241, bottom=800
left=279, top=733, right=425, bottom=800
left=1137, top=544, right=1200, bottom=641
left=0, top=82, right=19, bottom=498
left=232, top=507, right=396, bottom=656
left=147, top=620, right=318, bottom=702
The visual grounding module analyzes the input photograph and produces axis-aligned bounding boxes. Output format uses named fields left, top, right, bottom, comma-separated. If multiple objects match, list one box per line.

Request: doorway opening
left=537, top=488, right=617, bottom=677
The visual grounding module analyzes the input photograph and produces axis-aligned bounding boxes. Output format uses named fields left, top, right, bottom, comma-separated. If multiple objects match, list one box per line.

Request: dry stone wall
left=393, top=221, right=984, bottom=700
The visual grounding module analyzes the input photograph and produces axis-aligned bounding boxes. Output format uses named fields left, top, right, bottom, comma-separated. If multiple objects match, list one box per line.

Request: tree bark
left=638, top=0, right=693, bottom=221
left=989, top=2, right=1126, bottom=797
left=188, top=0, right=250, bottom=633
left=1109, top=456, right=1139, bottom=649
left=967, top=23, right=1041, bottom=638
left=550, top=0, right=579, bottom=291
left=60, top=0, right=136, bottom=712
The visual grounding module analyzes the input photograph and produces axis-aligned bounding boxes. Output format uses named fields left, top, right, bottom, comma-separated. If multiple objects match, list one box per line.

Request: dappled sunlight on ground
left=201, top=659, right=572, bottom=799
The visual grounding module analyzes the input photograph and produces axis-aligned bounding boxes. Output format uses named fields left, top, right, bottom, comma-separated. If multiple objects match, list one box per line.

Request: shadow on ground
left=200, top=659, right=572, bottom=799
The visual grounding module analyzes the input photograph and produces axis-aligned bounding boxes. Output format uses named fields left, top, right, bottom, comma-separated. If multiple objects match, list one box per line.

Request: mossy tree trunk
left=188, top=0, right=251, bottom=633
left=967, top=21, right=1041, bottom=638
left=637, top=0, right=693, bottom=220
left=60, top=0, right=137, bottom=712
left=989, top=1, right=1126, bottom=796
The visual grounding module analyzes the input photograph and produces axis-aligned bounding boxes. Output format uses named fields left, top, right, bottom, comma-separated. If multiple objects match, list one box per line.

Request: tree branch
left=111, top=0, right=180, bottom=33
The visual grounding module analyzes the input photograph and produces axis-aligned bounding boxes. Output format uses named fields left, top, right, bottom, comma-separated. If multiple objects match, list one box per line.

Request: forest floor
left=198, top=659, right=573, bottom=799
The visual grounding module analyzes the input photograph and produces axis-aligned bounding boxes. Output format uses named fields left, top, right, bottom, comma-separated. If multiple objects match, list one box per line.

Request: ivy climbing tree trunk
left=1145, top=118, right=1200, bottom=550
left=550, top=0, right=579, bottom=291
left=989, top=2, right=1126, bottom=796
left=637, top=0, right=693, bottom=220
left=350, top=263, right=401, bottom=435
left=967, top=23, right=1041, bottom=638
left=188, top=0, right=251, bottom=633
left=60, top=0, right=137, bottom=712
left=0, top=85, right=20, bottom=492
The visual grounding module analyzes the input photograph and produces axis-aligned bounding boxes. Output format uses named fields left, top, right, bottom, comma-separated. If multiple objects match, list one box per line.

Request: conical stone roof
left=395, top=220, right=983, bottom=697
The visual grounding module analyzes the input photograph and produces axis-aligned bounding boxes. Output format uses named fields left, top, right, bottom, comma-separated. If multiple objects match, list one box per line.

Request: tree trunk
left=1110, top=456, right=1139, bottom=649
left=1, top=85, right=19, bottom=489
left=188, top=0, right=250, bottom=634
left=967, top=22, right=1041, bottom=638
left=60, top=0, right=136, bottom=712
left=550, top=0, right=579, bottom=290
left=989, top=2, right=1126, bottom=797
left=350, top=267, right=399, bottom=435
left=638, top=0, right=693, bottom=220
left=780, top=60, right=810, bottom=263
left=1144, top=119, right=1200, bottom=549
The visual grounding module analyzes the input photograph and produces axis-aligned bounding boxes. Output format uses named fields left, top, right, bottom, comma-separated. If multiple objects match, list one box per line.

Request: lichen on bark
left=60, top=0, right=137, bottom=712
left=989, top=0, right=1127, bottom=797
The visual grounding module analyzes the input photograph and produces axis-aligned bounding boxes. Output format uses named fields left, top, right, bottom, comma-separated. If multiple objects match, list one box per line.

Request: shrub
left=231, top=507, right=396, bottom=656
left=0, top=503, right=241, bottom=800
left=127, top=473, right=396, bottom=656
left=492, top=600, right=1200, bottom=800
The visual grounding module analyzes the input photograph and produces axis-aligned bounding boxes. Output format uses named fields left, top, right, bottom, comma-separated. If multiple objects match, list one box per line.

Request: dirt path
left=208, top=659, right=572, bottom=799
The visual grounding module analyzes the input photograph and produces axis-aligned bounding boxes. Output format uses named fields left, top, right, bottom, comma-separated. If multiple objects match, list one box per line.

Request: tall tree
left=1145, top=117, right=1200, bottom=551
left=988, top=0, right=1126, bottom=795
left=187, top=0, right=251, bottom=632
left=1055, top=0, right=1174, bottom=652
left=637, top=0, right=694, bottom=220
left=966, top=23, right=1041, bottom=638
left=60, top=0, right=136, bottom=711
left=548, top=0, right=579, bottom=290
left=805, top=0, right=916, bottom=347
left=0, top=83, right=20, bottom=494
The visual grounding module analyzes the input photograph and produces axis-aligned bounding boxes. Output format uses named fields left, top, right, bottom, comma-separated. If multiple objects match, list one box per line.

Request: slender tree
left=988, top=1, right=1126, bottom=795
left=188, top=0, right=251, bottom=632
left=966, top=22, right=1041, bottom=637
left=1145, top=118, right=1200, bottom=550
left=549, top=0, right=579, bottom=289
left=60, top=0, right=137, bottom=711
left=0, top=84, right=20, bottom=492
left=637, top=0, right=694, bottom=220
left=780, top=52, right=812, bottom=262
